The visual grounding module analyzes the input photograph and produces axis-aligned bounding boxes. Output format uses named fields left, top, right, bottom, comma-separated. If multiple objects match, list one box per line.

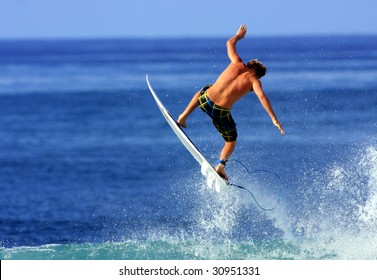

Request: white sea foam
left=134, top=145, right=377, bottom=259
left=358, top=146, right=377, bottom=224
left=286, top=144, right=377, bottom=259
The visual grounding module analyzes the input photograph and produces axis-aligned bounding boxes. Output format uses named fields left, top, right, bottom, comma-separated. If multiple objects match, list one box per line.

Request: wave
left=1, top=145, right=376, bottom=260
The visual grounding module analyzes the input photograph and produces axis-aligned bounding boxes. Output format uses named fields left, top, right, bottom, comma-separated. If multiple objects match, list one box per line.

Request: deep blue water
left=1, top=36, right=377, bottom=259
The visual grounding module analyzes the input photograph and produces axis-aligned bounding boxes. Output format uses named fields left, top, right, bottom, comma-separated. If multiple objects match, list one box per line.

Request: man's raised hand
left=236, top=24, right=247, bottom=39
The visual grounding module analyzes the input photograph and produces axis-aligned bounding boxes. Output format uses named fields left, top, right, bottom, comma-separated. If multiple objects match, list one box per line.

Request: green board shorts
left=198, top=85, right=238, bottom=142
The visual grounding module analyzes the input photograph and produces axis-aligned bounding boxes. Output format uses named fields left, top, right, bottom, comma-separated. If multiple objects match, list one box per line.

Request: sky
left=0, top=0, right=376, bottom=39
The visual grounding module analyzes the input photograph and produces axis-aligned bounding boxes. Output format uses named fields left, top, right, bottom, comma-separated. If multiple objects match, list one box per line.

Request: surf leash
left=227, top=159, right=282, bottom=212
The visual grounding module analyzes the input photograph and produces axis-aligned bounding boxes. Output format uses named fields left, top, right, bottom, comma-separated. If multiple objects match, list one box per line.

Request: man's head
left=247, top=59, right=267, bottom=79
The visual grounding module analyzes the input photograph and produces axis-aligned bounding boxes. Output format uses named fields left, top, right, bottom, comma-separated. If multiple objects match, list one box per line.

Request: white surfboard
left=146, top=75, right=227, bottom=192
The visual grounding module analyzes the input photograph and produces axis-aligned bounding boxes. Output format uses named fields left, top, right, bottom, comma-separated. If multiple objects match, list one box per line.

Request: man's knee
left=225, top=140, right=236, bottom=146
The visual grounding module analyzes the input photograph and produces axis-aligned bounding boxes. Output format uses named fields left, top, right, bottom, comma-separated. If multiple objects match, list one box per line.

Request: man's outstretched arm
left=253, top=80, right=285, bottom=135
left=227, top=24, right=247, bottom=63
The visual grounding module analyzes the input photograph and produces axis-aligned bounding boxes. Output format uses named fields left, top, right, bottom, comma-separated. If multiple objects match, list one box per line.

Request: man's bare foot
left=215, top=164, right=228, bottom=181
left=177, top=114, right=187, bottom=128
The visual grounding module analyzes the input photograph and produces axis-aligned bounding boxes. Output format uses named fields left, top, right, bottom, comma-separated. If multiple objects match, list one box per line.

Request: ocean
left=0, top=36, right=377, bottom=260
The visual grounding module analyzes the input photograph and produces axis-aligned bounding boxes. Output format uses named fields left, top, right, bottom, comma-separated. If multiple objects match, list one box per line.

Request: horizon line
left=1, top=32, right=377, bottom=41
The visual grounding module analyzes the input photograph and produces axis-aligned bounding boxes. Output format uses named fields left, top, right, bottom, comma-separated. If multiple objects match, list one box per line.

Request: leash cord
left=227, top=159, right=282, bottom=212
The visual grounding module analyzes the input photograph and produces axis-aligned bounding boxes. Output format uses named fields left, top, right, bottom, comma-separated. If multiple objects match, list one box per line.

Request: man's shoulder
left=250, top=78, right=264, bottom=93
left=227, top=62, right=244, bottom=69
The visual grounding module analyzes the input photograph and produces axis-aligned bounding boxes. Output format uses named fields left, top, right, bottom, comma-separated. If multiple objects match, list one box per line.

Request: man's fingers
left=279, top=126, right=285, bottom=135
left=237, top=24, right=247, bottom=38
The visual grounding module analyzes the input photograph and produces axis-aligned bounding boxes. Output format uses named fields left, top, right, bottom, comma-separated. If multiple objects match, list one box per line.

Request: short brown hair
left=247, top=59, right=267, bottom=78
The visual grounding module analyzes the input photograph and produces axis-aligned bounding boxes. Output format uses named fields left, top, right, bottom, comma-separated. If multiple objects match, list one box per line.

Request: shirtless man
left=177, top=24, right=284, bottom=180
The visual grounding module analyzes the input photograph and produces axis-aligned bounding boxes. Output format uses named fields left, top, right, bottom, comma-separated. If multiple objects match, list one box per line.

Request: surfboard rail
left=146, top=74, right=227, bottom=192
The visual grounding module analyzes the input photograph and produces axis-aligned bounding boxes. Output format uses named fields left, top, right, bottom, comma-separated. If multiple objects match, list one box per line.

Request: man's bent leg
left=215, top=141, right=236, bottom=180
left=177, top=89, right=201, bottom=128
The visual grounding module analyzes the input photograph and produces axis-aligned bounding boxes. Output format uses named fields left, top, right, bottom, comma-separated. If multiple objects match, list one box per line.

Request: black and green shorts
left=198, top=85, right=238, bottom=142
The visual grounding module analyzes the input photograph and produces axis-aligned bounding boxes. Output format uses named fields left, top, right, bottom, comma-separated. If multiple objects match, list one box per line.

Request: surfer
left=177, top=24, right=284, bottom=180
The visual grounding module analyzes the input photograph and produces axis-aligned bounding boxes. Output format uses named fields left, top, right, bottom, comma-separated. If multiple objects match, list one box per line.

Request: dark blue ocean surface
left=1, top=36, right=377, bottom=259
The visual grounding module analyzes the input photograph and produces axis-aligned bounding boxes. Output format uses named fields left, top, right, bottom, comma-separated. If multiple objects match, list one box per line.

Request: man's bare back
left=206, top=62, right=258, bottom=109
